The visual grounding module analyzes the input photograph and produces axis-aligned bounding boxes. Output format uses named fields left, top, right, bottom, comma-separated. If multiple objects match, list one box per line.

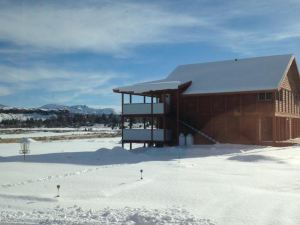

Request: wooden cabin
left=113, top=54, right=300, bottom=147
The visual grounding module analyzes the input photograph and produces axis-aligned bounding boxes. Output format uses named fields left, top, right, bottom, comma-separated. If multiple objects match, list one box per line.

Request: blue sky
left=0, top=0, right=300, bottom=110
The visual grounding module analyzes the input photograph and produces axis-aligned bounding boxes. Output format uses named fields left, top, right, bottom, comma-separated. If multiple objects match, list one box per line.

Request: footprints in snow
left=0, top=165, right=118, bottom=189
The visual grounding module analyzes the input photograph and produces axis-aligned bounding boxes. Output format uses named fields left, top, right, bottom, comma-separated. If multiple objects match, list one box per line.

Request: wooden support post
left=279, top=91, right=281, bottom=113
left=143, top=96, right=146, bottom=148
left=284, top=118, right=286, bottom=140
left=163, top=94, right=166, bottom=145
left=282, top=118, right=284, bottom=141
left=277, top=117, right=280, bottom=141
left=151, top=94, right=154, bottom=146
left=130, top=142, right=132, bottom=150
left=121, top=93, right=124, bottom=148
left=279, top=118, right=281, bottom=141
left=258, top=116, right=261, bottom=144
left=129, top=94, right=132, bottom=129
left=279, top=118, right=282, bottom=141
left=272, top=116, right=276, bottom=145
left=239, top=94, right=242, bottom=142
left=273, top=91, right=277, bottom=145
left=224, top=96, right=228, bottom=139
left=143, top=96, right=146, bottom=129
left=289, top=118, right=292, bottom=139
left=176, top=90, right=179, bottom=145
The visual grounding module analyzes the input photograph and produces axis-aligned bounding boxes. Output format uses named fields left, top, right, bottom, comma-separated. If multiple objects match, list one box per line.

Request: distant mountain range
left=39, top=104, right=115, bottom=115
left=0, top=104, right=115, bottom=115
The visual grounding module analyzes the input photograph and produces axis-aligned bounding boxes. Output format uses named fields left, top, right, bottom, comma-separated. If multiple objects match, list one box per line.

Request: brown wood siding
left=181, top=89, right=300, bottom=144
left=181, top=92, right=275, bottom=144
left=178, top=59, right=300, bottom=145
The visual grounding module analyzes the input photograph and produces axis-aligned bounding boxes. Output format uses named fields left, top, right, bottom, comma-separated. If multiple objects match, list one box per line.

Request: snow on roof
left=114, top=54, right=296, bottom=95
left=114, top=79, right=183, bottom=94
left=168, top=54, right=295, bottom=95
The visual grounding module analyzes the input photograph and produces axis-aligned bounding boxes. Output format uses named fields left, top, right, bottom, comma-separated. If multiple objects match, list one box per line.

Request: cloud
left=0, top=0, right=299, bottom=56
left=202, top=0, right=300, bottom=54
left=0, top=64, right=127, bottom=98
left=0, top=65, right=73, bottom=83
left=0, top=1, right=202, bottom=55
left=0, top=86, right=12, bottom=96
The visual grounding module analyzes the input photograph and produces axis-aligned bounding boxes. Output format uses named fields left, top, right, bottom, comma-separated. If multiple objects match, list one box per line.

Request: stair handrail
left=179, top=120, right=219, bottom=144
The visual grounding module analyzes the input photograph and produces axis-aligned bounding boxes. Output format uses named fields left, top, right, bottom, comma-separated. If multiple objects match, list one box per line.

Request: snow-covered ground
left=0, top=138, right=300, bottom=224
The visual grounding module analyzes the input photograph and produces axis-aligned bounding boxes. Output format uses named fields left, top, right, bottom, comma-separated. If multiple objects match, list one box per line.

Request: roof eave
left=113, top=81, right=192, bottom=95
left=182, top=88, right=278, bottom=96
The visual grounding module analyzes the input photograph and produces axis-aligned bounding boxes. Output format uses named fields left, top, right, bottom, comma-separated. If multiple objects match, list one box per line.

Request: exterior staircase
left=179, top=120, right=218, bottom=144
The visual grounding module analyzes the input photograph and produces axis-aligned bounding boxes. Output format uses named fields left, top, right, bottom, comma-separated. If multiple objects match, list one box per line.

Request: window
left=258, top=93, right=265, bottom=101
left=266, top=92, right=272, bottom=100
left=258, top=92, right=272, bottom=101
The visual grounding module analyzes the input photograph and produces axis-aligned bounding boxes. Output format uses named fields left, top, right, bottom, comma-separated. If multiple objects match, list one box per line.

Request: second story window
left=258, top=93, right=265, bottom=101
left=266, top=92, right=272, bottom=100
left=258, top=92, right=272, bottom=101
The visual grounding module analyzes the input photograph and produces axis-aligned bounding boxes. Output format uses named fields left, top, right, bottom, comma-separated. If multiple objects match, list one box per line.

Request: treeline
left=0, top=113, right=121, bottom=129
left=0, top=108, right=66, bottom=115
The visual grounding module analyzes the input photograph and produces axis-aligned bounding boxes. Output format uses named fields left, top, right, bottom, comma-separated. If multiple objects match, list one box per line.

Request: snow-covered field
left=0, top=138, right=300, bottom=224
left=0, top=126, right=118, bottom=140
left=0, top=130, right=115, bottom=139
left=0, top=124, right=115, bottom=132
left=0, top=113, right=57, bottom=122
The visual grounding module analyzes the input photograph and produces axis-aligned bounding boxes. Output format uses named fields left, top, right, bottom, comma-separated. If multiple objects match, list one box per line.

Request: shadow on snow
left=227, top=154, right=285, bottom=163
left=0, top=193, right=57, bottom=202
left=0, top=144, right=289, bottom=166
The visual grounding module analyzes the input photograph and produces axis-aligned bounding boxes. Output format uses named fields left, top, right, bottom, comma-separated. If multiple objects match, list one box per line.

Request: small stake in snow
left=140, top=169, right=143, bottom=180
left=56, top=185, right=60, bottom=197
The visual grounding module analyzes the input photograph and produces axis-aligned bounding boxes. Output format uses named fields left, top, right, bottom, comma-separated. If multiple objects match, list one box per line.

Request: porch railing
left=123, top=103, right=168, bottom=115
left=123, top=129, right=171, bottom=141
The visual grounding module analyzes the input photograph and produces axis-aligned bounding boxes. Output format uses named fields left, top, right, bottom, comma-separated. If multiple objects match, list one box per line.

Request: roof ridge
left=176, top=53, right=294, bottom=68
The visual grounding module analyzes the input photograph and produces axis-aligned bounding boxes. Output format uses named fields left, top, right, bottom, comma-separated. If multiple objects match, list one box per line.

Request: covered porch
left=113, top=80, right=191, bottom=149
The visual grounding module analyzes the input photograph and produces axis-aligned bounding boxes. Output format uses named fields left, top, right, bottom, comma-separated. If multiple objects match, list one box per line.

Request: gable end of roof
left=277, top=54, right=296, bottom=90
